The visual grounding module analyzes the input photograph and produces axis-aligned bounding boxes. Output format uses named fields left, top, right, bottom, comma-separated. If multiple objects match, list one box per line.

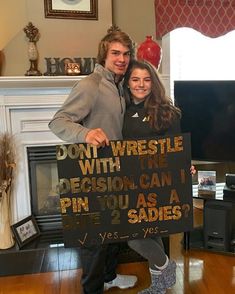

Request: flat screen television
left=174, top=80, right=235, bottom=163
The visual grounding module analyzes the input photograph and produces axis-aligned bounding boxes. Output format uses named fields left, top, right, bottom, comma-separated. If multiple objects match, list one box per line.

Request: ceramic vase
left=0, top=183, right=15, bottom=249
left=28, top=42, right=38, bottom=61
left=137, top=36, right=162, bottom=69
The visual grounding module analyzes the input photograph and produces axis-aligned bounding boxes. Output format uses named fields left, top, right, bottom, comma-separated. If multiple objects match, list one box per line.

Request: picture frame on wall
left=44, top=0, right=98, bottom=20
left=11, top=215, right=41, bottom=248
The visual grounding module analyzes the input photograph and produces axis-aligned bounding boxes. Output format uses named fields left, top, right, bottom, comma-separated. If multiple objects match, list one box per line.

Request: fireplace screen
left=34, top=161, right=60, bottom=215
left=27, top=146, right=62, bottom=232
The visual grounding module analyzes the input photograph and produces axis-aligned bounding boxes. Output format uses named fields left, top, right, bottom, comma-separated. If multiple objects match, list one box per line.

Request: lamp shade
left=137, top=36, right=162, bottom=69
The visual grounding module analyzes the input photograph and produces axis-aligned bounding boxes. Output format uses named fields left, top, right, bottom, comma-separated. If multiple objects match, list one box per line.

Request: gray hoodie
left=49, top=64, right=126, bottom=143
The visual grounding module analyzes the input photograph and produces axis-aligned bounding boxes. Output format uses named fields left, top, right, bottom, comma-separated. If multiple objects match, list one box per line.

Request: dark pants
left=79, top=243, right=120, bottom=294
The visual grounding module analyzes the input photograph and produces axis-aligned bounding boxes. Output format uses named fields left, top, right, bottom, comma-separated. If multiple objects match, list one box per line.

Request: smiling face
left=128, top=68, right=152, bottom=102
left=104, top=42, right=131, bottom=79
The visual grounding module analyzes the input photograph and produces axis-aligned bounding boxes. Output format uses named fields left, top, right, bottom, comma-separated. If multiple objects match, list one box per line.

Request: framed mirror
left=44, top=0, right=98, bottom=20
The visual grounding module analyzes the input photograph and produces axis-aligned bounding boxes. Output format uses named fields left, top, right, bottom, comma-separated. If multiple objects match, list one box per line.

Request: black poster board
left=56, top=133, right=193, bottom=247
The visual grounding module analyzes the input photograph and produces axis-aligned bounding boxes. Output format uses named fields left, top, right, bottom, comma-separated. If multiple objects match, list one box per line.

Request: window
left=170, top=28, right=235, bottom=94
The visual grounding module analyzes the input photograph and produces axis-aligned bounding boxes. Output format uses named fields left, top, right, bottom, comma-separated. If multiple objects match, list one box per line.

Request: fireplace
left=27, top=145, right=63, bottom=242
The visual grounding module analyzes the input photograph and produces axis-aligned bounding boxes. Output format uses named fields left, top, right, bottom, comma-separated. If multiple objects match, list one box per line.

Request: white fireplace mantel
left=0, top=75, right=170, bottom=224
left=0, top=76, right=85, bottom=223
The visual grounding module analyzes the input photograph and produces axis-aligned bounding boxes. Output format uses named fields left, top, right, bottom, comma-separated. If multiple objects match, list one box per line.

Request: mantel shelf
left=0, top=75, right=86, bottom=91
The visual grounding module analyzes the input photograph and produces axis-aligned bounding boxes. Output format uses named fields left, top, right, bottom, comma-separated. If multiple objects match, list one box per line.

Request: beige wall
left=2, top=0, right=112, bottom=76
left=1, top=0, right=158, bottom=76
left=112, top=0, right=157, bottom=45
left=0, top=0, right=27, bottom=50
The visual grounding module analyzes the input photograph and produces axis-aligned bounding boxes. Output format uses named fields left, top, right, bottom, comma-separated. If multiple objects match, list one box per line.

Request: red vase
left=137, top=36, right=162, bottom=69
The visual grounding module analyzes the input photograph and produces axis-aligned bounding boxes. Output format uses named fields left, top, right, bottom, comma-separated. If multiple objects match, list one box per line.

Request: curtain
left=155, top=0, right=235, bottom=38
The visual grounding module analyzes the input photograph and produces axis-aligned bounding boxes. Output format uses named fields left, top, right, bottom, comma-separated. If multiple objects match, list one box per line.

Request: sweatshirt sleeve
left=48, top=78, right=97, bottom=143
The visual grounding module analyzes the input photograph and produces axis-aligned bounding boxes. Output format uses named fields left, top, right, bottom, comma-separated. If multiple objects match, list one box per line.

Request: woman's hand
left=190, top=165, right=196, bottom=175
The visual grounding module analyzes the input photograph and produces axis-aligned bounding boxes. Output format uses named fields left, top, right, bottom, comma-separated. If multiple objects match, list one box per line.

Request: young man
left=49, top=27, right=137, bottom=294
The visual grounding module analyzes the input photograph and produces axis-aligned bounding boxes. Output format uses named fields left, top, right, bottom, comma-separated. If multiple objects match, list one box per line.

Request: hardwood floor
left=0, top=207, right=235, bottom=294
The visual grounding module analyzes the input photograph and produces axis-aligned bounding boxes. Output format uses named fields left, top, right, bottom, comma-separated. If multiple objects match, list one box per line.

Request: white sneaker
left=104, top=274, right=137, bottom=291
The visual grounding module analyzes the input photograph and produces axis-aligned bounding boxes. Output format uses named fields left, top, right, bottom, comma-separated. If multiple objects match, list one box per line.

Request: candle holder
left=65, top=62, right=81, bottom=75
left=23, top=22, right=42, bottom=76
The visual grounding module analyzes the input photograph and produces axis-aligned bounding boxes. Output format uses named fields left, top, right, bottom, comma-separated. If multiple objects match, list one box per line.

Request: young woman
left=123, top=60, right=181, bottom=294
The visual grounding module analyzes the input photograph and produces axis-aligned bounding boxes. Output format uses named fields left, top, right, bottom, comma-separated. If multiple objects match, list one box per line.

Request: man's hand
left=85, top=128, right=109, bottom=147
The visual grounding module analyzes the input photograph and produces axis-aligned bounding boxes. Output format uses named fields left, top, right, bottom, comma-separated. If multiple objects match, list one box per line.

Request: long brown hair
left=124, top=60, right=181, bottom=132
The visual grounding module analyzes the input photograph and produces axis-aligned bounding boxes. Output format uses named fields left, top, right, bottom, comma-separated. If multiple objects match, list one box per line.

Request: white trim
left=0, top=76, right=83, bottom=222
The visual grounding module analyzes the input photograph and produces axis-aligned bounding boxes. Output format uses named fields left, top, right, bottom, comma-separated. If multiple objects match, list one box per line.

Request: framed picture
left=198, top=170, right=216, bottom=196
left=44, top=0, right=98, bottom=20
left=11, top=215, right=40, bottom=248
